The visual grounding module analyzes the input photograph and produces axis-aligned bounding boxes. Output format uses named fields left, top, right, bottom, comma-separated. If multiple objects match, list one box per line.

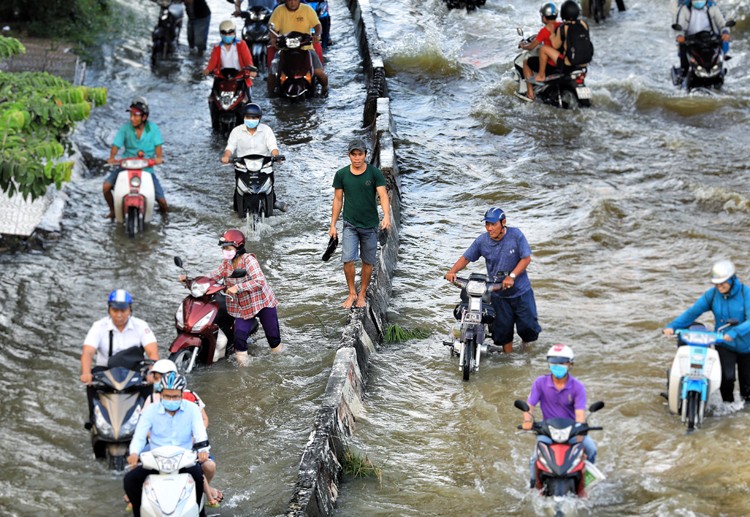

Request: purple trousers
left=233, top=306, right=281, bottom=350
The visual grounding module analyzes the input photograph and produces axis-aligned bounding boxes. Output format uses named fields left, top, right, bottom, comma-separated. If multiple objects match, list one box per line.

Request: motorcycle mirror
left=514, top=399, right=530, bottom=412
left=726, top=20, right=736, bottom=28
left=230, top=268, right=247, bottom=278
left=174, top=256, right=184, bottom=269
left=516, top=27, right=523, bottom=36
left=589, top=401, right=605, bottom=413
left=671, top=23, right=683, bottom=31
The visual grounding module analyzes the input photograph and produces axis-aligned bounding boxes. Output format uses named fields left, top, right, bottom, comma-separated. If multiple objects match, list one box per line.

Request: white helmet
left=547, top=344, right=574, bottom=364
left=151, top=359, right=178, bottom=375
left=711, top=259, right=736, bottom=285
left=219, top=20, right=236, bottom=33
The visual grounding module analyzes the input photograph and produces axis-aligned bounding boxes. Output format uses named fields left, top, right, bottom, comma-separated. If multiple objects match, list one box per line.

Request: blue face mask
left=221, top=35, right=235, bottom=45
left=161, top=399, right=182, bottom=412
left=691, top=1, right=706, bottom=8
left=549, top=364, right=569, bottom=379
left=244, top=118, right=260, bottom=129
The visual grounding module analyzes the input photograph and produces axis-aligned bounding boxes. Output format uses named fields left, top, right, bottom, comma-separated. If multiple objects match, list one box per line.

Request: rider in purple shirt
left=521, top=344, right=597, bottom=487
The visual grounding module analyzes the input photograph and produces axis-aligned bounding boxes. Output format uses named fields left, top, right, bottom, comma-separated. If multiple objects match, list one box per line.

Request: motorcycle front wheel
left=462, top=339, right=475, bottom=381
left=126, top=206, right=140, bottom=238
left=686, top=390, right=700, bottom=430
left=170, top=348, right=197, bottom=374
left=108, top=453, right=126, bottom=471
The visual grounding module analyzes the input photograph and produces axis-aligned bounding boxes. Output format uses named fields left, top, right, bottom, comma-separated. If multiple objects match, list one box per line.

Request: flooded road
left=1, top=0, right=750, bottom=515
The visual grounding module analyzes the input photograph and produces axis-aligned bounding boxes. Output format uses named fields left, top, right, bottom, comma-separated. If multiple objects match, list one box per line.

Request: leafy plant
left=0, top=39, right=107, bottom=200
left=342, top=448, right=382, bottom=483
left=383, top=324, right=431, bottom=343
left=0, top=36, right=25, bottom=59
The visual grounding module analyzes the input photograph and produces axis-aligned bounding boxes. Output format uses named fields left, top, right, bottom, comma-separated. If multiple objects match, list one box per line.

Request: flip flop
left=321, top=236, right=338, bottom=262
left=206, top=489, right=224, bottom=508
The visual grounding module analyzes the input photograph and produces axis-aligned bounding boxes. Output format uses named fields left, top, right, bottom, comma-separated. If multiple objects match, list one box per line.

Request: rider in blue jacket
left=663, top=260, right=750, bottom=402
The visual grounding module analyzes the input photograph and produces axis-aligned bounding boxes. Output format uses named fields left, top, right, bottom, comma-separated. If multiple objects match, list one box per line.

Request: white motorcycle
left=112, top=156, right=157, bottom=237
left=138, top=446, right=205, bottom=517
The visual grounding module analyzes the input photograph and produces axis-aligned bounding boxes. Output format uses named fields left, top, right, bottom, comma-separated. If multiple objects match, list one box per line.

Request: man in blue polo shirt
left=104, top=96, right=168, bottom=219
left=520, top=344, right=597, bottom=487
left=445, top=206, right=541, bottom=353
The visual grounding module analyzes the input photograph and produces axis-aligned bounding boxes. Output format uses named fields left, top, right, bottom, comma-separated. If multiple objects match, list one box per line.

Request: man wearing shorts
left=445, top=207, right=541, bottom=353
left=329, top=139, right=391, bottom=309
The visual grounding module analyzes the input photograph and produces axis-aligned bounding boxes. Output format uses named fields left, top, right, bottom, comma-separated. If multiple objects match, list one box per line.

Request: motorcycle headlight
left=466, top=280, right=485, bottom=297
left=219, top=92, right=238, bottom=110
left=175, top=303, right=185, bottom=329
left=191, top=310, right=216, bottom=333
left=286, top=37, right=301, bottom=49
left=190, top=282, right=210, bottom=298
left=250, top=11, right=262, bottom=21
left=94, top=405, right=114, bottom=438
left=549, top=425, right=572, bottom=443
left=129, top=176, right=141, bottom=188
left=120, top=404, right=142, bottom=436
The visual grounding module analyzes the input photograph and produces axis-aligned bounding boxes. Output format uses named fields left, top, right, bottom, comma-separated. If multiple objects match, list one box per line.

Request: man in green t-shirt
left=329, top=139, right=391, bottom=309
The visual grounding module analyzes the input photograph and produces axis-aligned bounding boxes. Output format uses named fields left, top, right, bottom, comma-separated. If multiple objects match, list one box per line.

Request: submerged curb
left=286, top=0, right=400, bottom=515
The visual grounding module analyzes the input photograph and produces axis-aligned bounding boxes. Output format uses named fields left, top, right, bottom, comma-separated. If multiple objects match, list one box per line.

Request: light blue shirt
left=129, top=399, right=209, bottom=455
left=112, top=120, right=163, bottom=173
left=463, top=227, right=532, bottom=298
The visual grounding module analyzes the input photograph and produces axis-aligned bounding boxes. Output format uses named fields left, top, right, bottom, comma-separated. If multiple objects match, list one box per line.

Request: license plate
left=576, top=86, right=592, bottom=100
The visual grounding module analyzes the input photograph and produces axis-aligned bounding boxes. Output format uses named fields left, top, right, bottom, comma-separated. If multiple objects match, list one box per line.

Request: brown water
left=2, top=0, right=750, bottom=516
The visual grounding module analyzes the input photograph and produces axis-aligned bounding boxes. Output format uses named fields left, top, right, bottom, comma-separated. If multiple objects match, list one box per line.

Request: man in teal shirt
left=328, top=139, right=391, bottom=309
left=104, top=97, right=167, bottom=218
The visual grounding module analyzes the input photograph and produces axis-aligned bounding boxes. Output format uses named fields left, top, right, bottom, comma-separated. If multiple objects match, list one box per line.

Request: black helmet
left=243, top=103, right=262, bottom=118
left=128, top=96, right=149, bottom=116
left=561, top=0, right=580, bottom=21
left=540, top=2, right=558, bottom=19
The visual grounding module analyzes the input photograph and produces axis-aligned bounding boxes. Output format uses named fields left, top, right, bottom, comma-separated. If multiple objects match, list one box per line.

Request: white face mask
left=222, top=249, right=236, bottom=260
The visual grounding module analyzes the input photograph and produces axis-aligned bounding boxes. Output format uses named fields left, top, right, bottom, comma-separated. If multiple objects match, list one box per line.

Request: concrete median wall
left=285, top=1, right=400, bottom=515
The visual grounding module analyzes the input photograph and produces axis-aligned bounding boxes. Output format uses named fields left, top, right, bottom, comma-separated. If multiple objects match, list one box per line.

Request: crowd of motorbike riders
left=84, top=0, right=745, bottom=513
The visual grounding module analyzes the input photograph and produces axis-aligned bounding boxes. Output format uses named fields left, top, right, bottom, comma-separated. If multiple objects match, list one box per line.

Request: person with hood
left=674, top=0, right=732, bottom=78
left=663, top=260, right=750, bottom=402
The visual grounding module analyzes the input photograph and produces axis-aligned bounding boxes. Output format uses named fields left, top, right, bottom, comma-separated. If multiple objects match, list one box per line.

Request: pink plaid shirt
left=210, top=253, right=278, bottom=320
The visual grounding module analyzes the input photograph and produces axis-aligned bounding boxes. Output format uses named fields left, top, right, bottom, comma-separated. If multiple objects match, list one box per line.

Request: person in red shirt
left=203, top=20, right=256, bottom=92
left=518, top=3, right=561, bottom=101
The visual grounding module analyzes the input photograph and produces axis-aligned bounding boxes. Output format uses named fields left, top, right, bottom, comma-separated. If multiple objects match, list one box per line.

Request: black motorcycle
left=233, top=154, right=285, bottom=230
left=268, top=31, right=319, bottom=99
left=232, top=0, right=275, bottom=74
left=87, top=359, right=152, bottom=470
left=671, top=22, right=735, bottom=92
left=151, top=0, right=184, bottom=66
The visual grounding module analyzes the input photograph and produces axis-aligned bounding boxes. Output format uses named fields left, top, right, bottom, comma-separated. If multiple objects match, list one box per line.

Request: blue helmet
left=540, top=2, right=558, bottom=18
left=108, top=289, right=133, bottom=310
left=482, top=207, right=506, bottom=224
left=159, top=371, right=187, bottom=392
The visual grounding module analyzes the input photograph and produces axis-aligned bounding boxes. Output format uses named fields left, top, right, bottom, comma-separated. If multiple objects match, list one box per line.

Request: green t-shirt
left=332, top=163, right=386, bottom=229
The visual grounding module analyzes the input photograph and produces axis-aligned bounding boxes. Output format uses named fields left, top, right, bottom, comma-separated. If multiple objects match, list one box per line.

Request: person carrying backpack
left=674, top=0, right=732, bottom=78
left=534, top=1, right=593, bottom=83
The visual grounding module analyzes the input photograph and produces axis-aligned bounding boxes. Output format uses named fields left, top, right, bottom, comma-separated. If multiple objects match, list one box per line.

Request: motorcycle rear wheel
left=593, top=0, right=604, bottom=23
left=170, top=348, right=196, bottom=374
left=560, top=89, right=579, bottom=110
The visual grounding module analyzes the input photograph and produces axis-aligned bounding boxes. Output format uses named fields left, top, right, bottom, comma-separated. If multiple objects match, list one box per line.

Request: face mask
left=691, top=1, right=706, bottom=8
left=153, top=381, right=163, bottom=393
left=161, top=399, right=181, bottom=412
left=244, top=119, right=260, bottom=129
left=549, top=364, right=568, bottom=379
left=221, top=35, right=235, bottom=45
left=222, top=249, right=236, bottom=260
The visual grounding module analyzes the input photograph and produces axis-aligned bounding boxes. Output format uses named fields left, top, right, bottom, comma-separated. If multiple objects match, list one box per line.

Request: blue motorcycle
left=665, top=323, right=735, bottom=431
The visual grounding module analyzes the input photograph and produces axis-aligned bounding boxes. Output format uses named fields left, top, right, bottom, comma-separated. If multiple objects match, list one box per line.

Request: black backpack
left=563, top=21, right=594, bottom=66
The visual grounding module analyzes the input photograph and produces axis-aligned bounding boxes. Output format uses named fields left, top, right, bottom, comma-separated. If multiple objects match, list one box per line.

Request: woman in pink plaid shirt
left=211, top=229, right=284, bottom=364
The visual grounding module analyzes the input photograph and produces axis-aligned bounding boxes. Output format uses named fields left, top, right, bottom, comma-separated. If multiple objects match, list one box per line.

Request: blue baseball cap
left=483, top=207, right=506, bottom=224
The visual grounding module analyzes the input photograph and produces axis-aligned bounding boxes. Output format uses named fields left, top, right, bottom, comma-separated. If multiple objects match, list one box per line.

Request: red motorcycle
left=112, top=154, right=157, bottom=238
left=208, top=66, right=256, bottom=139
left=514, top=399, right=605, bottom=500
left=168, top=256, right=248, bottom=373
